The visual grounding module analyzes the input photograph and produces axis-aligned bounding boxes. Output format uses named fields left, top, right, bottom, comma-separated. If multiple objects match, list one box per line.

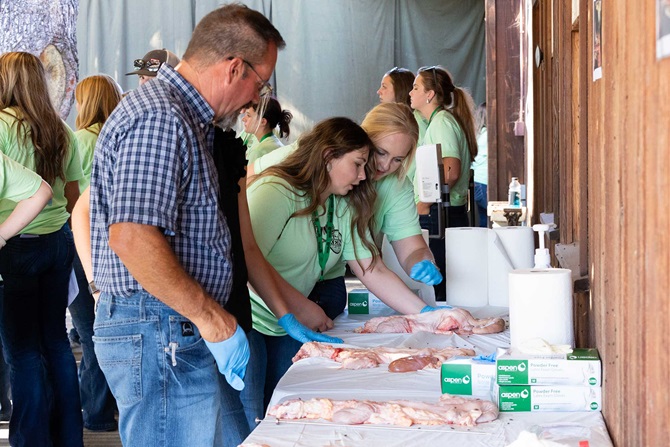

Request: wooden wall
left=528, top=0, right=670, bottom=445
left=485, top=0, right=525, bottom=201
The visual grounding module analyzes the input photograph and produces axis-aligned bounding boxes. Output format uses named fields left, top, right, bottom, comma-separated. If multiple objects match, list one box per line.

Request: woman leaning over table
left=242, top=116, right=431, bottom=427
left=0, top=51, right=84, bottom=447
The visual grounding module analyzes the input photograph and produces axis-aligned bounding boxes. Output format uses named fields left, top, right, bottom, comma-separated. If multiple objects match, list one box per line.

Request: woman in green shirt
left=71, top=74, right=122, bottom=432
left=409, top=66, right=478, bottom=300
left=242, top=96, right=292, bottom=163
left=243, top=116, right=432, bottom=425
left=0, top=51, right=85, bottom=447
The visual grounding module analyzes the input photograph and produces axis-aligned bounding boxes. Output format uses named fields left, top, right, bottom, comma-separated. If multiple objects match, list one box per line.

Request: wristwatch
left=87, top=280, right=100, bottom=295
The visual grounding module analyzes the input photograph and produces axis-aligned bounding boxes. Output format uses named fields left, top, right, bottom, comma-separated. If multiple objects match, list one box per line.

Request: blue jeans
left=0, top=224, right=83, bottom=447
left=69, top=253, right=117, bottom=431
left=93, top=291, right=228, bottom=447
left=474, top=182, right=488, bottom=228
left=240, top=330, right=302, bottom=429
left=308, top=277, right=347, bottom=320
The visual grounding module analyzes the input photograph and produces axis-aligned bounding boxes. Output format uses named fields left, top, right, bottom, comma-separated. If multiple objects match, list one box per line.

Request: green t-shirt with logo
left=0, top=107, right=83, bottom=234
left=0, top=152, right=43, bottom=201
left=247, top=175, right=371, bottom=336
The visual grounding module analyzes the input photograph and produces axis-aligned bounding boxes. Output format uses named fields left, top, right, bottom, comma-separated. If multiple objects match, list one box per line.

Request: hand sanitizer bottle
left=508, top=177, right=521, bottom=207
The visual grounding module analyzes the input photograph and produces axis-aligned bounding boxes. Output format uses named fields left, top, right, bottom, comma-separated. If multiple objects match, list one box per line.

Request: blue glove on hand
left=420, top=305, right=438, bottom=313
left=410, top=260, right=443, bottom=285
left=204, top=325, right=250, bottom=391
left=278, top=313, right=343, bottom=344
left=473, top=352, right=498, bottom=363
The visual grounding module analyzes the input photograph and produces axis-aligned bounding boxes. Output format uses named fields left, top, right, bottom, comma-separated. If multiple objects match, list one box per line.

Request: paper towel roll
left=488, top=227, right=535, bottom=306
left=509, top=268, right=574, bottom=348
left=381, top=230, right=436, bottom=306
left=445, top=228, right=488, bottom=307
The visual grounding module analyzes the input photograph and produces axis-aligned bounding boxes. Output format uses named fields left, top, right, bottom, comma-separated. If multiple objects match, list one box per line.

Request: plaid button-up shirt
left=90, top=65, right=233, bottom=305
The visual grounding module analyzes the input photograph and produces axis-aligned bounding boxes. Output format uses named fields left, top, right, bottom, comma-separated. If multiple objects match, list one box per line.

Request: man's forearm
left=109, top=222, right=236, bottom=342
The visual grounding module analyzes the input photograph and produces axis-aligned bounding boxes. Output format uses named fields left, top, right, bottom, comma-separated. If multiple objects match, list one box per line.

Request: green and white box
left=495, top=385, right=602, bottom=412
left=347, top=289, right=386, bottom=314
left=441, top=358, right=496, bottom=397
left=496, top=348, right=601, bottom=386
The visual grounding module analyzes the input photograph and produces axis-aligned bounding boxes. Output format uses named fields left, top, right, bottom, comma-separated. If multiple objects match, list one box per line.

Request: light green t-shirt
left=410, top=109, right=471, bottom=207
left=75, top=123, right=101, bottom=193
left=414, top=109, right=429, bottom=146
left=472, top=127, right=488, bottom=185
left=238, top=130, right=258, bottom=150
left=247, top=175, right=371, bottom=336
left=0, top=107, right=83, bottom=234
left=323, top=174, right=422, bottom=280
left=247, top=133, right=283, bottom=163
left=252, top=142, right=295, bottom=174
left=0, top=152, right=42, bottom=201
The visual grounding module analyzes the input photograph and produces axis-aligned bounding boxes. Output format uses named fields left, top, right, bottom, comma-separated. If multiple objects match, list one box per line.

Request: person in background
left=0, top=154, right=53, bottom=422
left=70, top=74, right=122, bottom=432
left=0, top=51, right=84, bottom=447
left=409, top=65, right=477, bottom=301
left=87, top=5, right=298, bottom=446
left=242, top=96, right=292, bottom=162
left=471, top=102, right=488, bottom=228
left=243, top=116, right=433, bottom=426
left=377, top=67, right=428, bottom=143
left=125, top=48, right=180, bottom=86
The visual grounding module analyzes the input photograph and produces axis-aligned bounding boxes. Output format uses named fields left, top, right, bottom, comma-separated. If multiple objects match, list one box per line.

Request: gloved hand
left=420, top=305, right=437, bottom=313
left=410, top=260, right=443, bottom=285
left=473, top=352, right=498, bottom=363
left=278, top=313, right=343, bottom=344
left=204, top=325, right=250, bottom=391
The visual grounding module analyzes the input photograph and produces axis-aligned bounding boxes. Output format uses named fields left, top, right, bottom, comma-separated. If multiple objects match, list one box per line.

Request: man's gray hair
left=184, top=3, right=285, bottom=69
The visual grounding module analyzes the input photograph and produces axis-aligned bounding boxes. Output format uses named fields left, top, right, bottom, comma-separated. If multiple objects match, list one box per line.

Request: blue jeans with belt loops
left=93, top=291, right=229, bottom=447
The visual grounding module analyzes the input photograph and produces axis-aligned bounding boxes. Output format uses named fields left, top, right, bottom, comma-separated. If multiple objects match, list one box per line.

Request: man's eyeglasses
left=133, top=58, right=162, bottom=72
left=241, top=59, right=273, bottom=98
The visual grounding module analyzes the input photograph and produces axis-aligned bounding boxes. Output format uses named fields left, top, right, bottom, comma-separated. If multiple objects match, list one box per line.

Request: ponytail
left=450, top=87, right=477, bottom=160
left=277, top=109, right=292, bottom=139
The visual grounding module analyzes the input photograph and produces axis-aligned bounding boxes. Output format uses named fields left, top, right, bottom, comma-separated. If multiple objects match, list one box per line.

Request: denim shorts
left=93, top=291, right=226, bottom=446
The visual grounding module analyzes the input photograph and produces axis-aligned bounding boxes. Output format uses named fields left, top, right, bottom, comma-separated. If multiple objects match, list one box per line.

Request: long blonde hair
left=417, top=66, right=477, bottom=160
left=0, top=52, right=71, bottom=185
left=253, top=117, right=379, bottom=269
left=75, top=75, right=122, bottom=131
left=361, top=102, right=419, bottom=180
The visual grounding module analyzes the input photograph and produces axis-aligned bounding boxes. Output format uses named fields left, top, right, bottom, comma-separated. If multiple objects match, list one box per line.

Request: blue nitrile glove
left=204, top=325, right=250, bottom=391
left=473, top=352, right=498, bottom=363
left=278, top=313, right=343, bottom=344
left=410, top=260, right=443, bottom=286
left=420, top=305, right=438, bottom=313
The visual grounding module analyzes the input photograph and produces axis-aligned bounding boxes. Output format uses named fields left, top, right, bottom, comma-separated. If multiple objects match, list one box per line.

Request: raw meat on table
left=293, top=342, right=475, bottom=371
left=355, top=307, right=506, bottom=335
left=269, top=395, right=499, bottom=427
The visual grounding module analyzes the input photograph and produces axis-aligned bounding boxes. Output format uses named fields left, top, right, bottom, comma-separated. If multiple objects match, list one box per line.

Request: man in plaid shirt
left=88, top=5, right=285, bottom=446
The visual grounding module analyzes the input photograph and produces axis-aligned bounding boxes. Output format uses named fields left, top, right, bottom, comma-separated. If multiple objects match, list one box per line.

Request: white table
left=242, top=307, right=613, bottom=447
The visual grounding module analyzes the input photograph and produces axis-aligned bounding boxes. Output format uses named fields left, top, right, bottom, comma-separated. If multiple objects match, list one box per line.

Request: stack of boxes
left=494, top=348, right=602, bottom=412
left=440, top=348, right=603, bottom=414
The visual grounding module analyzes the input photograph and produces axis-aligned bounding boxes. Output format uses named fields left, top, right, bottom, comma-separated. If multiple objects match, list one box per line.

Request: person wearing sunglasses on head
left=125, top=48, right=180, bottom=86
left=408, top=65, right=478, bottom=301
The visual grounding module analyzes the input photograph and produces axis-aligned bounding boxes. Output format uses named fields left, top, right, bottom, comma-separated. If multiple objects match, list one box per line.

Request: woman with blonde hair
left=242, top=116, right=432, bottom=426
left=0, top=51, right=84, bottom=447
left=69, top=74, right=122, bottom=432
left=74, top=74, right=122, bottom=192
left=312, top=102, right=442, bottom=319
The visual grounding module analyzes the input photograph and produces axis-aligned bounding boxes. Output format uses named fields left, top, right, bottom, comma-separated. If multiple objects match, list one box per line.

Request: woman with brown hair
left=0, top=51, right=84, bottom=446
left=242, top=116, right=431, bottom=426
